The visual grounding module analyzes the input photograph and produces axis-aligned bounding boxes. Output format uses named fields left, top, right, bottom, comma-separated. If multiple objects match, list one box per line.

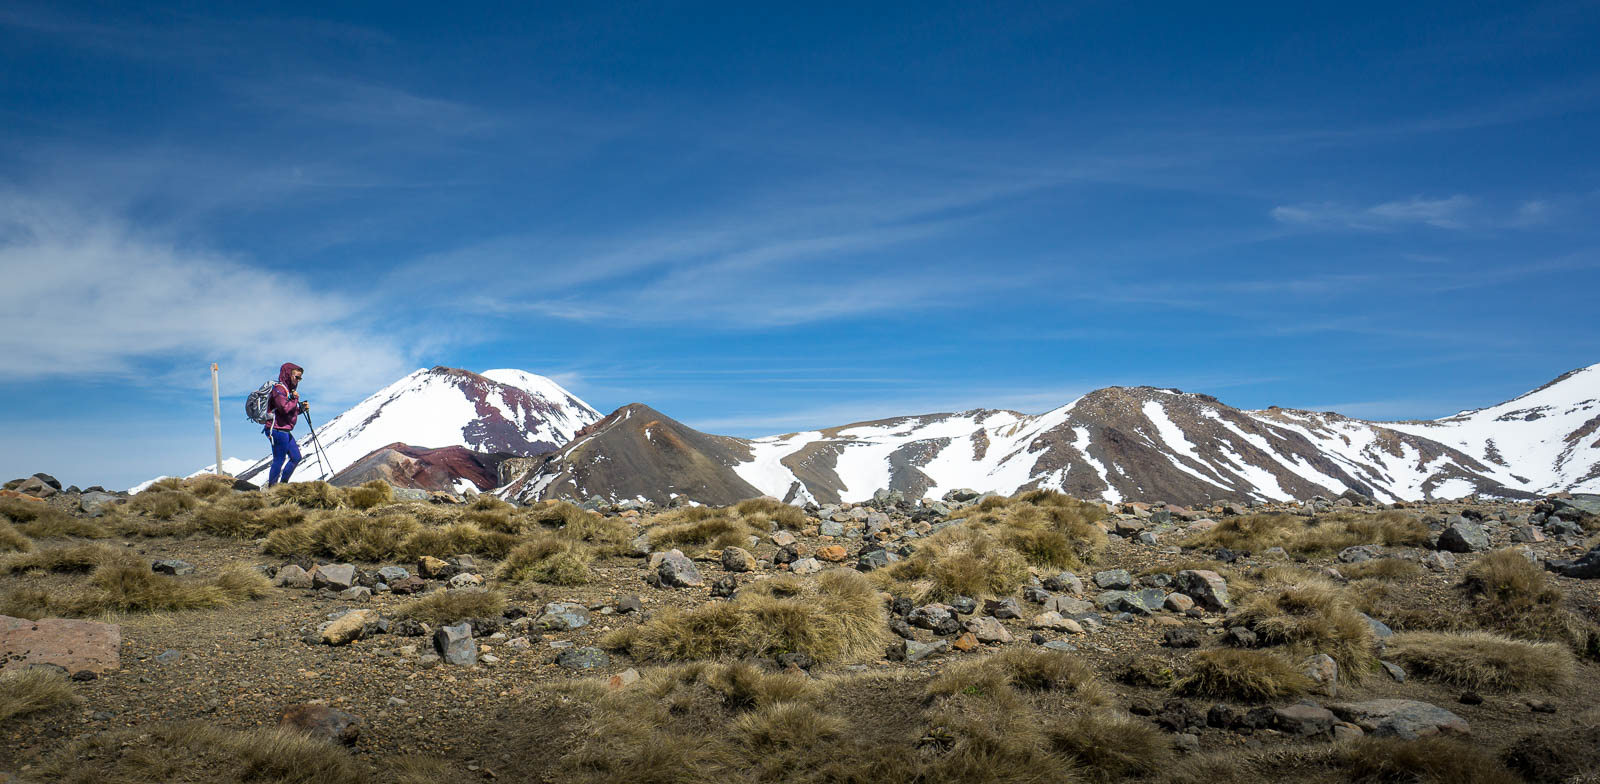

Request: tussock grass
left=605, top=570, right=885, bottom=664
left=1231, top=576, right=1376, bottom=676
left=1172, top=649, right=1314, bottom=701
left=269, top=480, right=344, bottom=509
left=394, top=588, right=506, bottom=626
left=1164, top=735, right=1520, bottom=784
left=1462, top=549, right=1599, bottom=658
left=1502, top=708, right=1600, bottom=784
left=343, top=480, right=394, bottom=510
left=873, top=525, right=1030, bottom=602
left=1, top=497, right=109, bottom=539
left=497, top=534, right=593, bottom=585
left=526, top=500, right=632, bottom=553
left=1185, top=510, right=1427, bottom=555
left=193, top=495, right=306, bottom=538
left=926, top=649, right=1112, bottom=708
left=128, top=488, right=199, bottom=520
left=0, top=562, right=269, bottom=619
left=0, top=521, right=31, bottom=553
left=0, top=543, right=136, bottom=574
left=0, top=667, right=74, bottom=724
left=402, top=522, right=519, bottom=560
left=648, top=506, right=769, bottom=551
left=25, top=720, right=452, bottom=784
left=1115, top=655, right=1179, bottom=688
left=732, top=497, right=809, bottom=530
left=180, top=474, right=235, bottom=500
left=1386, top=631, right=1575, bottom=691
left=311, top=513, right=422, bottom=561
left=952, top=489, right=1108, bottom=569
left=1338, top=558, right=1424, bottom=581
left=1046, top=710, right=1173, bottom=783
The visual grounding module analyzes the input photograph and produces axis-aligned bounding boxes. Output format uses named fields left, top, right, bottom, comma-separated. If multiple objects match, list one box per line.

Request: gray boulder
left=537, top=602, right=591, bottom=631
left=1435, top=520, right=1489, bottom=553
left=1174, top=569, right=1231, bottom=611
left=312, top=564, right=357, bottom=591
left=433, top=622, right=477, bottom=666
left=656, top=550, right=704, bottom=587
left=1327, top=699, right=1469, bottom=739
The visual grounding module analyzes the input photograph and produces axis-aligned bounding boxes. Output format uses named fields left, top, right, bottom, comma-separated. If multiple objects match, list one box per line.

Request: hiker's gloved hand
left=299, top=402, right=310, bottom=413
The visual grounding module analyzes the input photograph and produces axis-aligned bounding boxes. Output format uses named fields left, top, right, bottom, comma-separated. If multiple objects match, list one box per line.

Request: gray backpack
left=245, top=381, right=283, bottom=425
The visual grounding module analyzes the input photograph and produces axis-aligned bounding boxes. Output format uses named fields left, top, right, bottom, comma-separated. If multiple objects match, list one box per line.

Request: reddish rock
left=279, top=702, right=361, bottom=745
left=0, top=615, right=121, bottom=674
left=816, top=545, right=848, bottom=562
left=950, top=632, right=979, bottom=652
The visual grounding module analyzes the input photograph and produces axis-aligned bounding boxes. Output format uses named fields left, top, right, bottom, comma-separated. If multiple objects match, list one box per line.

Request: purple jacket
left=267, top=362, right=303, bottom=431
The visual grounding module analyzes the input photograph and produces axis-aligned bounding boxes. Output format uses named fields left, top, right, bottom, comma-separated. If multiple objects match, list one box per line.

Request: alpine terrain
left=230, top=367, right=600, bottom=492
left=499, top=362, right=1600, bottom=507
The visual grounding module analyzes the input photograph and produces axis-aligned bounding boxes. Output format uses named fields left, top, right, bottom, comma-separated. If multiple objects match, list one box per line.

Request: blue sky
left=2, top=1, right=1597, bottom=490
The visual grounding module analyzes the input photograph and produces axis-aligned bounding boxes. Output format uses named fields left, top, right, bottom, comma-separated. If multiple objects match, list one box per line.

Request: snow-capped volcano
left=235, top=366, right=599, bottom=485
left=500, top=362, right=1600, bottom=506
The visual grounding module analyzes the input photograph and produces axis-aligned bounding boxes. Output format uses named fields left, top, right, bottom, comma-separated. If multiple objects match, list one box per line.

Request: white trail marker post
left=211, top=363, right=226, bottom=476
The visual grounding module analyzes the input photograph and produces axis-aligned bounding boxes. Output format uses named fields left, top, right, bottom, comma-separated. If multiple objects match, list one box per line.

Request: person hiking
left=264, top=362, right=310, bottom=487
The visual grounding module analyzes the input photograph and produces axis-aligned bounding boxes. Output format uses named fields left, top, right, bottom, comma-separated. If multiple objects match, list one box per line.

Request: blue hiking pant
left=266, top=428, right=302, bottom=486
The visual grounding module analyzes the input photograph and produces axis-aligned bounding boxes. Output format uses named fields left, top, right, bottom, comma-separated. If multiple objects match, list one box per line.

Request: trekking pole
left=302, top=410, right=336, bottom=482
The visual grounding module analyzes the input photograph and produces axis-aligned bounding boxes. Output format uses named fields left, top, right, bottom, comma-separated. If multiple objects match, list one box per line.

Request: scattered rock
left=389, top=576, right=426, bottom=594
left=150, top=559, right=194, bottom=576
left=1042, top=572, right=1084, bottom=595
left=1163, top=628, right=1201, bottom=648
left=720, top=547, right=755, bottom=572
left=964, top=616, right=1014, bottom=643
left=1274, top=703, right=1336, bottom=737
left=417, top=556, right=451, bottom=578
left=1093, top=569, right=1133, bottom=590
left=1302, top=654, right=1339, bottom=696
left=311, top=564, right=357, bottom=591
left=536, top=602, right=590, bottom=631
left=790, top=557, right=823, bottom=575
left=1421, top=551, right=1456, bottom=571
left=1436, top=520, right=1489, bottom=553
left=556, top=646, right=610, bottom=670
left=656, top=550, right=705, bottom=587
left=279, top=703, right=361, bottom=746
left=433, top=622, right=477, bottom=666
left=1164, top=593, right=1196, bottom=613
left=78, top=492, right=122, bottom=517
left=1028, top=612, right=1084, bottom=634
left=816, top=545, right=848, bottom=562
left=446, top=573, right=483, bottom=589
left=1327, top=699, right=1469, bottom=739
left=321, top=610, right=378, bottom=646
left=1174, top=570, right=1231, bottom=611
left=1380, top=661, right=1406, bottom=683
left=272, top=564, right=312, bottom=589
left=984, top=598, right=1023, bottom=619
left=0, top=615, right=121, bottom=674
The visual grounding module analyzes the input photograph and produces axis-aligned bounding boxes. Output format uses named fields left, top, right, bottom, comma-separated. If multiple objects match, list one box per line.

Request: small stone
left=1164, top=593, right=1196, bottom=613
left=790, top=557, right=823, bottom=575
left=1436, top=520, right=1489, bottom=553
left=446, top=572, right=483, bottom=589
left=1421, top=551, right=1456, bottom=571
left=1459, top=692, right=1483, bottom=706
left=376, top=566, right=411, bottom=583
left=1174, top=569, right=1231, bottom=611
left=279, top=703, right=361, bottom=746
left=1042, top=572, right=1084, bottom=595
left=816, top=545, right=848, bottom=562
left=1526, top=699, right=1556, bottom=713
left=338, top=586, right=371, bottom=603
left=321, top=609, right=377, bottom=646
left=720, top=547, right=755, bottom=572
left=948, top=596, right=978, bottom=615
left=1028, top=612, right=1084, bottom=634
left=151, top=559, right=194, bottom=576
left=608, top=668, right=641, bottom=688
left=964, top=616, right=1014, bottom=643
left=556, top=646, right=610, bottom=670
left=536, top=602, right=590, bottom=631
left=1093, top=569, right=1133, bottom=590
left=1303, top=653, right=1339, bottom=696
left=389, top=575, right=426, bottom=594
left=657, top=549, right=705, bottom=587
left=433, top=622, right=477, bottom=666
left=616, top=596, right=642, bottom=614
left=1381, top=661, right=1406, bottom=683
left=901, top=639, right=948, bottom=662
left=311, top=564, right=357, bottom=591
left=272, top=564, right=312, bottom=589
left=155, top=649, right=181, bottom=664
left=771, top=531, right=797, bottom=547
left=984, top=598, right=1023, bottom=619
left=1172, top=733, right=1201, bottom=754
left=950, top=632, right=979, bottom=651
left=1274, top=704, right=1336, bottom=737
left=417, top=556, right=450, bottom=578
left=1163, top=628, right=1201, bottom=648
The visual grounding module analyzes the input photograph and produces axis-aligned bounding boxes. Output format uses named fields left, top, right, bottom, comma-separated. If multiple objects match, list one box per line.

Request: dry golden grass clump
left=951, top=489, right=1109, bottom=570
left=1046, top=710, right=1174, bottom=783
left=269, top=480, right=345, bottom=509
left=0, top=562, right=269, bottom=619
left=264, top=511, right=422, bottom=561
left=1, top=497, right=108, bottom=539
left=1115, top=655, right=1179, bottom=688
left=179, top=474, right=236, bottom=500
left=394, top=588, right=506, bottom=626
left=128, top=486, right=200, bottom=520
left=1337, top=558, right=1424, bottom=581
left=0, top=667, right=75, bottom=724
left=1461, top=549, right=1599, bottom=658
left=525, top=500, right=633, bottom=553
left=1165, top=735, right=1521, bottom=784
left=1386, top=631, right=1575, bottom=692
left=401, top=522, right=519, bottom=560
left=342, top=479, right=395, bottom=510
left=1230, top=575, right=1376, bottom=675
left=925, top=649, right=1112, bottom=707
left=0, top=520, right=31, bottom=553
left=1501, top=708, right=1600, bottom=784
left=1172, top=649, right=1315, bottom=701
left=497, top=534, right=593, bottom=585
left=606, top=569, right=885, bottom=664
left=192, top=494, right=307, bottom=539
left=0, top=542, right=137, bottom=574
left=732, top=496, right=809, bottom=529
left=25, top=721, right=451, bottom=784
left=873, top=525, right=1030, bottom=602
left=1185, top=510, right=1427, bottom=555
left=648, top=505, right=770, bottom=551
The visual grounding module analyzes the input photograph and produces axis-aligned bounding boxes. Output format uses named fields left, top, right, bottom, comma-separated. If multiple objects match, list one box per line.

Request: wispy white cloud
left=1271, top=195, right=1476, bottom=230
left=0, top=192, right=424, bottom=401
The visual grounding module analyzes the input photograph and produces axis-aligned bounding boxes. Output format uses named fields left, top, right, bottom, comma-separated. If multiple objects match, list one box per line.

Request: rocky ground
left=1, top=474, right=1598, bottom=784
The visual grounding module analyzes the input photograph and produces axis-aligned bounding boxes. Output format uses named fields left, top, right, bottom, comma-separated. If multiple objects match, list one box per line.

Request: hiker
left=264, top=362, right=310, bottom=487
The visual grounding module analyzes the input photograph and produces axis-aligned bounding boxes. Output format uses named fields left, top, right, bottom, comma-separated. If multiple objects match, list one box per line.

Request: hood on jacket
left=277, top=362, right=303, bottom=392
